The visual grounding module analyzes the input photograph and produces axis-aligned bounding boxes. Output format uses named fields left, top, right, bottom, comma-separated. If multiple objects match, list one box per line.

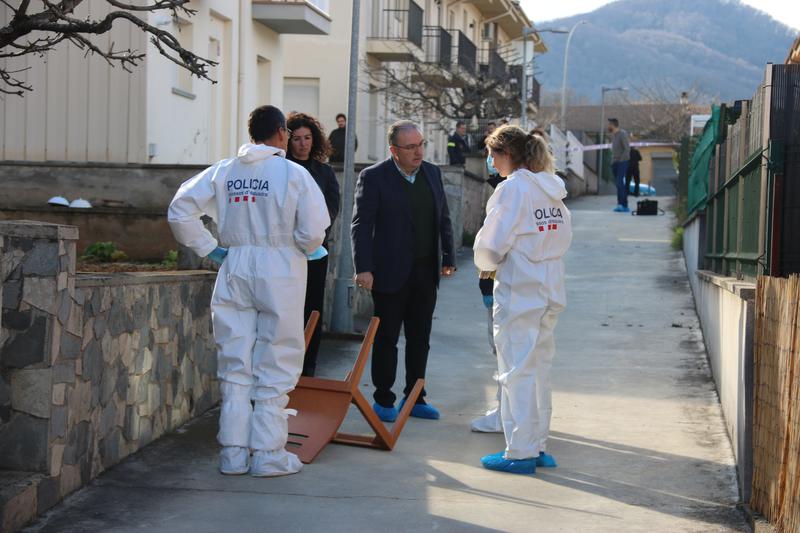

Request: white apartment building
left=283, top=0, right=540, bottom=165
left=0, top=0, right=332, bottom=165
left=0, top=0, right=542, bottom=166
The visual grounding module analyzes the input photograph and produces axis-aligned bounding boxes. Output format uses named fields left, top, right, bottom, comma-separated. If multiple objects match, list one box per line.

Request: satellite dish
left=69, top=198, right=92, bottom=209
left=47, top=196, right=70, bottom=207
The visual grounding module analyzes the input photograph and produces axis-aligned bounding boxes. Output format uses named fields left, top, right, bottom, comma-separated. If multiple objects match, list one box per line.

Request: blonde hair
left=485, top=125, right=555, bottom=174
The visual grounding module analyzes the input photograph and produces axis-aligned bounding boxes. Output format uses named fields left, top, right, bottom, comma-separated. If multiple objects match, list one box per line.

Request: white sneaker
left=220, top=446, right=249, bottom=475
left=250, top=449, right=303, bottom=477
left=471, top=408, right=503, bottom=433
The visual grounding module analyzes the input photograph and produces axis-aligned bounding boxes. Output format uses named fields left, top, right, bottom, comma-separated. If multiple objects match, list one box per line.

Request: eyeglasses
left=393, top=140, right=428, bottom=151
left=281, top=126, right=293, bottom=137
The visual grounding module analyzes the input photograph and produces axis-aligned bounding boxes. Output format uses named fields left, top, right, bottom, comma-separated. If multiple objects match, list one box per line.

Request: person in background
left=478, top=121, right=497, bottom=153
left=447, top=121, right=469, bottom=165
left=168, top=105, right=330, bottom=477
left=607, top=118, right=631, bottom=212
left=626, top=144, right=642, bottom=197
left=328, top=113, right=358, bottom=163
left=286, top=112, right=341, bottom=377
left=352, top=120, right=456, bottom=423
left=473, top=125, right=573, bottom=475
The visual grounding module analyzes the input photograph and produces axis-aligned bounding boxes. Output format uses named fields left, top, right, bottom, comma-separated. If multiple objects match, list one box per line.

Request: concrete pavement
left=24, top=195, right=749, bottom=533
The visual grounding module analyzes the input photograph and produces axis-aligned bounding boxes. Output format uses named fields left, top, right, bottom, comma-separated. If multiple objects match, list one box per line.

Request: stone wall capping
left=0, top=220, right=76, bottom=241
left=695, top=270, right=756, bottom=301
left=75, top=271, right=216, bottom=288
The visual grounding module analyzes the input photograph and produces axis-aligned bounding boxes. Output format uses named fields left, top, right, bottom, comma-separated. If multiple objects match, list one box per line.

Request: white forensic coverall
left=168, top=143, right=330, bottom=475
left=473, top=168, right=572, bottom=460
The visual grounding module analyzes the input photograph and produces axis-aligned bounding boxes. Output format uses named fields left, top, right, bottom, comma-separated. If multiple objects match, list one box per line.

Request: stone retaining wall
left=0, top=207, right=176, bottom=262
left=0, top=161, right=206, bottom=211
left=0, top=221, right=218, bottom=531
left=52, top=272, right=218, bottom=496
left=1, top=221, right=77, bottom=473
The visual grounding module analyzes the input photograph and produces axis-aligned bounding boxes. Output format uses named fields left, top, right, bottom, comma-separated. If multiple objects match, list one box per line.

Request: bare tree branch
left=0, top=65, right=32, bottom=95
left=360, top=34, right=526, bottom=132
left=0, top=0, right=215, bottom=96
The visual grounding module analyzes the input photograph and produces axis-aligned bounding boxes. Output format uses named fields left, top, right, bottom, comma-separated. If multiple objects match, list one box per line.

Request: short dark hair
left=286, top=112, right=332, bottom=162
left=248, top=105, right=285, bottom=142
left=608, top=118, right=620, bottom=127
left=487, top=121, right=496, bottom=127
left=456, top=120, right=466, bottom=128
left=336, top=113, right=346, bottom=121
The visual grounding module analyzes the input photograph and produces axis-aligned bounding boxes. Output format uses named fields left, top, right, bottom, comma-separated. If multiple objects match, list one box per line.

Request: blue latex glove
left=482, top=295, right=494, bottom=309
left=207, top=246, right=228, bottom=265
left=307, top=245, right=328, bottom=261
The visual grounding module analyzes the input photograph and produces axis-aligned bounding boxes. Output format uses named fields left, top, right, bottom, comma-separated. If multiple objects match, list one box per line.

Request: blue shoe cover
left=620, top=206, right=631, bottom=213
left=481, top=452, right=536, bottom=474
left=536, top=452, right=558, bottom=467
left=372, top=402, right=398, bottom=423
left=399, top=397, right=440, bottom=420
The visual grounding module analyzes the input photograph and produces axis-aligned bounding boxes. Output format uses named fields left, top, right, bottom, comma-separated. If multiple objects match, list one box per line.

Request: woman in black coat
left=286, top=112, right=341, bottom=376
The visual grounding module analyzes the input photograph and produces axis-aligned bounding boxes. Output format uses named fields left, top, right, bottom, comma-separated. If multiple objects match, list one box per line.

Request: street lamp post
left=559, top=20, right=587, bottom=132
left=597, top=85, right=626, bottom=195
left=521, top=27, right=568, bottom=130
left=330, top=0, right=361, bottom=333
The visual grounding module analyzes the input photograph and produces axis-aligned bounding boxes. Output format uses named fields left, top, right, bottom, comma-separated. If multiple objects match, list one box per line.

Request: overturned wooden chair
left=286, top=311, right=424, bottom=463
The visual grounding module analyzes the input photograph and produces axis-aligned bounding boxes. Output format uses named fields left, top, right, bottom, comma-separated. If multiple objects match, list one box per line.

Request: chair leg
left=333, top=378, right=424, bottom=451
left=304, top=310, right=320, bottom=351
left=388, top=379, right=424, bottom=443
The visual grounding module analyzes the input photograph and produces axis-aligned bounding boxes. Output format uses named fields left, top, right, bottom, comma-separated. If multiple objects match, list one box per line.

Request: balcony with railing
left=478, top=47, right=508, bottom=80
left=529, top=76, right=541, bottom=108
left=422, top=26, right=452, bottom=67
left=411, top=26, right=454, bottom=84
left=367, top=0, right=424, bottom=62
left=508, top=63, right=522, bottom=92
left=504, top=65, right=541, bottom=108
left=252, top=0, right=331, bottom=35
left=451, top=30, right=477, bottom=76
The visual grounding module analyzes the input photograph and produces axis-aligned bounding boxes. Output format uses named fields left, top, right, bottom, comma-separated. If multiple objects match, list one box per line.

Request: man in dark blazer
left=351, top=120, right=456, bottom=423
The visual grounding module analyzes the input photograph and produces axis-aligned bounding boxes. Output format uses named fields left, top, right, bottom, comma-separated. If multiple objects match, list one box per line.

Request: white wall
left=147, top=0, right=283, bottom=165
left=248, top=17, right=285, bottom=133
left=145, top=1, right=290, bottom=165
left=0, top=3, right=147, bottom=163
left=282, top=1, right=387, bottom=164
left=683, top=214, right=754, bottom=502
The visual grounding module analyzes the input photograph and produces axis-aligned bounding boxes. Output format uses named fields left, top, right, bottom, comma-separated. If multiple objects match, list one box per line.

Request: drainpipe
left=236, top=0, right=245, bottom=143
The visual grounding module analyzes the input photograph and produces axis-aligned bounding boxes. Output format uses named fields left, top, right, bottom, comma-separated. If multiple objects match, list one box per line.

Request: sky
left=520, top=0, right=800, bottom=30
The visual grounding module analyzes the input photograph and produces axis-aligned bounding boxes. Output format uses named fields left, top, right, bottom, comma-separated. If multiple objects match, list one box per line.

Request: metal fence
left=705, top=98, right=767, bottom=277
left=701, top=64, right=800, bottom=279
left=770, top=65, right=800, bottom=276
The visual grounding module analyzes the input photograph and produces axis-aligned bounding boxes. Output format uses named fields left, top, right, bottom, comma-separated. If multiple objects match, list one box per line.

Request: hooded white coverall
left=473, top=168, right=572, bottom=460
left=168, top=144, right=330, bottom=474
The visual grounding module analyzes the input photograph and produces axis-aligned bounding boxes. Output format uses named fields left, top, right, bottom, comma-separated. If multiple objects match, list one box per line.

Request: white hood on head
left=518, top=169, right=567, bottom=200
left=237, top=143, right=285, bottom=164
